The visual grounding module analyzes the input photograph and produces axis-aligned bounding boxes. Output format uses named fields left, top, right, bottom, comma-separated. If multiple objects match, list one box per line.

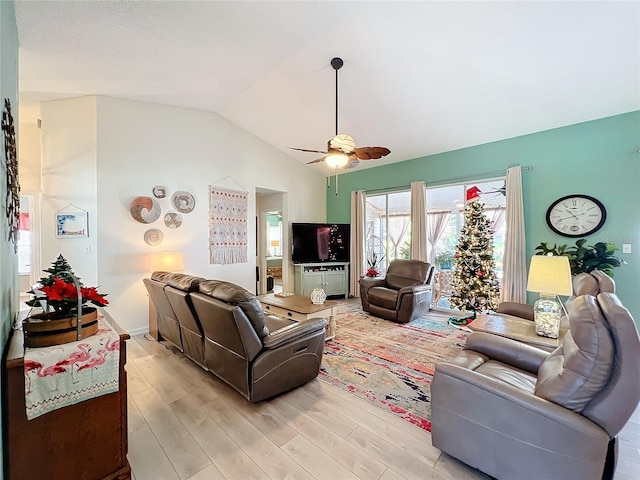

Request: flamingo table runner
left=24, top=316, right=120, bottom=420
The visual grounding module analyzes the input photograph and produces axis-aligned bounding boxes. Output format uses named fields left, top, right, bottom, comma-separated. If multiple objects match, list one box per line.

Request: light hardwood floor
left=126, top=333, right=640, bottom=480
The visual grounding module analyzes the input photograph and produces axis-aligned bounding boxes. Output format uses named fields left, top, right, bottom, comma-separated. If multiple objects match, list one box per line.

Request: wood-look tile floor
left=126, top=334, right=640, bottom=480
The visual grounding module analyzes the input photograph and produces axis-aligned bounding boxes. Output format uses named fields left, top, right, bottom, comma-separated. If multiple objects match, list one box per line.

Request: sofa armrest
left=262, top=317, right=327, bottom=349
left=464, top=332, right=549, bottom=374
left=496, top=301, right=534, bottom=321
left=398, top=284, right=432, bottom=296
left=359, top=277, right=386, bottom=291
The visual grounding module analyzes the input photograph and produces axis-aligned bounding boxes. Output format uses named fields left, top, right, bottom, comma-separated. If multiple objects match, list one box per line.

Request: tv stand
left=294, top=262, right=349, bottom=299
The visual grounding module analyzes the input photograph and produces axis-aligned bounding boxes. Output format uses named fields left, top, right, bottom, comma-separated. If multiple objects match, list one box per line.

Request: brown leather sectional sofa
left=144, top=272, right=327, bottom=402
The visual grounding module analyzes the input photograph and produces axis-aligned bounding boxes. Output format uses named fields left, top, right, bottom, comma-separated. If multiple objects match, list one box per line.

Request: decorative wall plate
left=130, top=196, right=161, bottom=224
left=152, top=185, right=167, bottom=198
left=164, top=212, right=183, bottom=229
left=144, top=228, right=163, bottom=246
left=172, top=191, right=195, bottom=214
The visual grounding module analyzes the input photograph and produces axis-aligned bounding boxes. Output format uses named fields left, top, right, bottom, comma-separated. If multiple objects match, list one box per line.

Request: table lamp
left=151, top=251, right=184, bottom=272
left=527, top=255, right=572, bottom=338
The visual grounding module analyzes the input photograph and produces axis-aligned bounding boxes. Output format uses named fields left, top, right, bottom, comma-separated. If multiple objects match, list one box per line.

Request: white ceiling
left=14, top=1, right=640, bottom=174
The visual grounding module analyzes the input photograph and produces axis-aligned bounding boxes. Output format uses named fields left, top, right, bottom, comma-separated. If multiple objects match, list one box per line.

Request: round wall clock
left=545, top=194, right=606, bottom=237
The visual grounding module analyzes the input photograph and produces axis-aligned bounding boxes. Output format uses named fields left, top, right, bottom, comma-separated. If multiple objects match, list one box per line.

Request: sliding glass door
left=365, top=190, right=411, bottom=275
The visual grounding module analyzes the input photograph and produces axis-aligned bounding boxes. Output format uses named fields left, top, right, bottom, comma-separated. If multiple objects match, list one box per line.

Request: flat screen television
left=291, top=223, right=350, bottom=264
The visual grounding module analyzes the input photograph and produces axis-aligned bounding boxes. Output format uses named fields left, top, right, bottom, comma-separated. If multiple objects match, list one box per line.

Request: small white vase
left=310, top=288, right=327, bottom=305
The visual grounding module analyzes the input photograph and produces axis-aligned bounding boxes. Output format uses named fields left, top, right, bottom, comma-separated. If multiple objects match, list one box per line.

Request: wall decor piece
left=2, top=98, right=19, bottom=252
left=152, top=185, right=167, bottom=198
left=172, top=191, right=195, bottom=214
left=164, top=212, right=183, bottom=229
left=130, top=196, right=161, bottom=224
left=209, top=186, right=248, bottom=264
left=144, top=228, right=163, bottom=246
left=55, top=209, right=88, bottom=238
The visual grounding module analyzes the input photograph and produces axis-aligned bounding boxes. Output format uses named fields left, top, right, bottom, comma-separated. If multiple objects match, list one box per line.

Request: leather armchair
left=431, top=292, right=640, bottom=480
left=359, top=259, right=434, bottom=323
left=497, top=269, right=616, bottom=322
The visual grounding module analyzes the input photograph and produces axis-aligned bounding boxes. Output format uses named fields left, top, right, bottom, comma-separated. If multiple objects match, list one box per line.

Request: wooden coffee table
left=257, top=293, right=338, bottom=341
left=469, top=313, right=567, bottom=351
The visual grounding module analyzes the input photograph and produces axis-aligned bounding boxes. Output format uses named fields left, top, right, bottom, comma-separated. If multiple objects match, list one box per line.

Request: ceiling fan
left=288, top=57, right=391, bottom=171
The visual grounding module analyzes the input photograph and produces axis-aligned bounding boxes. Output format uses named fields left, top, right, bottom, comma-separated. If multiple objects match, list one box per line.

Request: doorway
left=18, top=193, right=41, bottom=297
left=256, top=189, right=287, bottom=295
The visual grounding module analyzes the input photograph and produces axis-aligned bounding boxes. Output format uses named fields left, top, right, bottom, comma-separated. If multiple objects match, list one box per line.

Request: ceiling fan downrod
left=331, top=57, right=343, bottom=136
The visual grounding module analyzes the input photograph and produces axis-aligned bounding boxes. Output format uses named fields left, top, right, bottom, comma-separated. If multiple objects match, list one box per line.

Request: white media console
left=293, top=262, right=349, bottom=299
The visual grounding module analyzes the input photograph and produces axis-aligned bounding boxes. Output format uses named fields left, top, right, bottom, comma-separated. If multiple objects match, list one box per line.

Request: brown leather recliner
left=431, top=292, right=640, bottom=480
left=359, top=259, right=434, bottom=324
left=190, top=280, right=327, bottom=402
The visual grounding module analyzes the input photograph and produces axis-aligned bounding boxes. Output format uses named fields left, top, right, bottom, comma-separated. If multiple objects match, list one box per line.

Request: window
left=365, top=190, right=411, bottom=274
left=427, top=179, right=506, bottom=280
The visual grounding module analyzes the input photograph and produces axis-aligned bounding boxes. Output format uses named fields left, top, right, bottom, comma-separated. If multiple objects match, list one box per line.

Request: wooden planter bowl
left=23, top=308, right=99, bottom=348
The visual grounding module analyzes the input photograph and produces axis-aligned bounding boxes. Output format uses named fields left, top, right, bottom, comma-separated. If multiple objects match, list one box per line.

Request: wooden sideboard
left=2, top=310, right=131, bottom=480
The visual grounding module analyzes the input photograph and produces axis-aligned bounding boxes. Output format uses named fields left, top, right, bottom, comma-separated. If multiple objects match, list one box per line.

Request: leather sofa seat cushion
left=535, top=295, right=614, bottom=412
left=199, top=280, right=269, bottom=337
left=385, top=261, right=430, bottom=290
left=368, top=287, right=398, bottom=310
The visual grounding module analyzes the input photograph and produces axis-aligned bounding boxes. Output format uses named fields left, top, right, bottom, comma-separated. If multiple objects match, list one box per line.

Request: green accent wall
left=1, top=0, right=18, bottom=475
left=327, top=112, right=640, bottom=321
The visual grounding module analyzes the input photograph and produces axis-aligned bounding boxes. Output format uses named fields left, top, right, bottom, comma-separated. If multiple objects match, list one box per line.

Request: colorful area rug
left=319, top=305, right=468, bottom=432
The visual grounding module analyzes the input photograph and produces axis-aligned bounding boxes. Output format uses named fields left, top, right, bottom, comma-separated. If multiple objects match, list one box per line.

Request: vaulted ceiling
left=14, top=1, right=640, bottom=174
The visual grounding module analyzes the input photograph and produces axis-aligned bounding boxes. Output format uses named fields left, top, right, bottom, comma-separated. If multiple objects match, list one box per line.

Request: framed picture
left=56, top=212, right=88, bottom=238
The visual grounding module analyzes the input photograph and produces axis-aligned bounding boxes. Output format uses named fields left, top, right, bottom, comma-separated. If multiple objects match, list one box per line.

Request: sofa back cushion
left=535, top=295, right=614, bottom=412
left=571, top=273, right=599, bottom=297
left=385, top=259, right=430, bottom=290
left=199, top=280, right=269, bottom=337
left=580, top=293, right=640, bottom=436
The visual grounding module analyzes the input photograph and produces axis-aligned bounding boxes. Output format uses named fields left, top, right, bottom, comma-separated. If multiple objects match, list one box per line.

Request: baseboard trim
left=127, top=326, right=149, bottom=337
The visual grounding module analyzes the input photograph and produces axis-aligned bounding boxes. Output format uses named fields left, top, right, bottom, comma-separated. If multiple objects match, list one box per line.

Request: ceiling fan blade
left=287, top=146, right=329, bottom=154
left=353, top=146, right=391, bottom=160
left=304, top=156, right=327, bottom=165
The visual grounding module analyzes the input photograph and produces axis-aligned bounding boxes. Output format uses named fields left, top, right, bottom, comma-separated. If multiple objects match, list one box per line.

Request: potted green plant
left=534, top=239, right=625, bottom=276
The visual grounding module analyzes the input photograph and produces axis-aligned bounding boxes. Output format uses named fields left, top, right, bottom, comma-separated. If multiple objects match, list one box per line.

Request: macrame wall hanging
left=209, top=177, right=248, bottom=265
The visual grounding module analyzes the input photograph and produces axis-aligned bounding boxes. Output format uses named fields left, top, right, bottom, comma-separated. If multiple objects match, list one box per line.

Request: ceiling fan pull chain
left=335, top=168, right=339, bottom=196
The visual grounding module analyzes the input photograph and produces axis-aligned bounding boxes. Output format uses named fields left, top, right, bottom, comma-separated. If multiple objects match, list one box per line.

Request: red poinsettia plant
left=27, top=254, right=108, bottom=318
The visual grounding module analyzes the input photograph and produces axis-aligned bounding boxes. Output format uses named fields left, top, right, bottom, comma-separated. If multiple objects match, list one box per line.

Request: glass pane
left=365, top=190, right=411, bottom=275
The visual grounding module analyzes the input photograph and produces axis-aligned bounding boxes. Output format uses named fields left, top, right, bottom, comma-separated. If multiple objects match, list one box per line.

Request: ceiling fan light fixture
left=325, top=153, right=349, bottom=168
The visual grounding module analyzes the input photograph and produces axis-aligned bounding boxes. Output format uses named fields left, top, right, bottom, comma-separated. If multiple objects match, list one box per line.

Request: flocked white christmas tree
left=449, top=200, right=500, bottom=316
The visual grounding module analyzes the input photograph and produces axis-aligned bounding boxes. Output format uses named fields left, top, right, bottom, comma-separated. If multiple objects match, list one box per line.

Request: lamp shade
left=151, top=251, right=184, bottom=272
left=527, top=255, right=572, bottom=296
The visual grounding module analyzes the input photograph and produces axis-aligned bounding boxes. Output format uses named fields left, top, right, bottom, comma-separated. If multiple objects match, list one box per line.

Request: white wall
left=93, top=96, right=326, bottom=333
left=40, top=96, right=98, bottom=284
left=18, top=121, right=41, bottom=192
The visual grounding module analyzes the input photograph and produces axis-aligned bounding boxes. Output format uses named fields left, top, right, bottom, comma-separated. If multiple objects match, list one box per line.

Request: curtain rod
left=366, top=165, right=533, bottom=195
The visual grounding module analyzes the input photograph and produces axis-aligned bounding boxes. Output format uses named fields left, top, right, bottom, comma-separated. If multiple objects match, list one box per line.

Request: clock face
left=546, top=195, right=606, bottom=237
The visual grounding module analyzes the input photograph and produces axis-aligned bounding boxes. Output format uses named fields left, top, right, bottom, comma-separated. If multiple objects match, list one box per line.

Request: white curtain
left=501, top=166, right=527, bottom=303
left=427, top=211, right=450, bottom=264
left=410, top=181, right=427, bottom=261
left=350, top=190, right=366, bottom=297
left=486, top=207, right=506, bottom=234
